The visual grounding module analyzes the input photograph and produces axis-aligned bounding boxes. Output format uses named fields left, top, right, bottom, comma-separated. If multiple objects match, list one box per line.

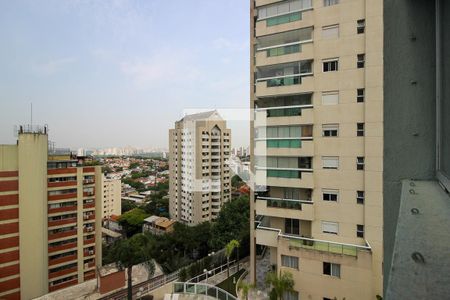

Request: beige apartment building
left=0, top=126, right=102, bottom=300
left=101, top=175, right=122, bottom=219
left=250, top=0, right=383, bottom=299
left=169, top=111, right=231, bottom=225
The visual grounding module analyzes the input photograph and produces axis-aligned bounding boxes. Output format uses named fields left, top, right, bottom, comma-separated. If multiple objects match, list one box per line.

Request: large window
left=285, top=218, right=300, bottom=235
left=323, top=262, right=340, bottom=277
left=281, top=255, right=299, bottom=269
left=258, top=0, right=312, bottom=22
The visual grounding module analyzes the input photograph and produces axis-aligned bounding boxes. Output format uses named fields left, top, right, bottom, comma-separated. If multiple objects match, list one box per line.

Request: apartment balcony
left=83, top=214, right=95, bottom=222
left=83, top=237, right=95, bottom=245
left=254, top=106, right=313, bottom=126
left=83, top=227, right=95, bottom=234
left=83, top=203, right=95, bottom=210
left=83, top=167, right=95, bottom=173
left=48, top=229, right=77, bottom=241
left=84, top=270, right=96, bottom=281
left=48, top=205, right=77, bottom=214
left=83, top=179, right=95, bottom=185
left=48, top=181, right=77, bottom=188
left=83, top=191, right=95, bottom=197
left=48, top=278, right=78, bottom=292
left=49, top=254, right=77, bottom=266
left=47, top=168, right=77, bottom=175
left=256, top=42, right=313, bottom=67
left=255, top=75, right=313, bottom=98
left=48, top=193, right=77, bottom=201
left=84, top=249, right=95, bottom=257
left=48, top=242, right=77, bottom=254
left=255, top=196, right=314, bottom=221
left=255, top=168, right=314, bottom=189
left=255, top=226, right=279, bottom=248
left=254, top=138, right=314, bottom=157
left=49, top=266, right=78, bottom=279
left=255, top=7, right=313, bottom=37
left=48, top=217, right=77, bottom=228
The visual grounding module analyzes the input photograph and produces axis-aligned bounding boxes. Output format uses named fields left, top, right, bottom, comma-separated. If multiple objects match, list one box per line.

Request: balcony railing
left=254, top=221, right=371, bottom=257
left=255, top=104, right=313, bottom=118
left=173, top=282, right=237, bottom=300
left=257, top=196, right=312, bottom=210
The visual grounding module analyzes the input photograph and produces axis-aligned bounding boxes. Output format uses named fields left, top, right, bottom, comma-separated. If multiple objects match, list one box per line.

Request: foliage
left=225, top=239, right=240, bottom=276
left=107, top=234, right=155, bottom=300
left=122, top=178, right=146, bottom=192
left=129, top=162, right=140, bottom=169
left=142, top=191, right=169, bottom=217
left=265, top=271, right=295, bottom=300
left=121, top=199, right=138, bottom=214
left=209, top=196, right=249, bottom=250
left=102, top=165, right=113, bottom=174
left=119, top=208, right=149, bottom=237
left=238, top=280, right=256, bottom=300
left=231, top=174, right=243, bottom=188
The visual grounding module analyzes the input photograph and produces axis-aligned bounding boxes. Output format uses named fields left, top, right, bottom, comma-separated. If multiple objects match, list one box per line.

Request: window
left=357, top=224, right=365, bottom=238
left=322, top=24, right=339, bottom=39
left=357, top=54, right=365, bottom=68
left=323, top=189, right=338, bottom=202
left=357, top=123, right=365, bottom=136
left=322, top=124, right=339, bottom=137
left=323, top=262, right=341, bottom=277
left=322, top=221, right=338, bottom=234
left=324, top=298, right=332, bottom=300
left=283, top=291, right=299, bottom=300
left=322, top=156, right=339, bottom=169
left=285, top=218, right=300, bottom=235
left=357, top=191, right=365, bottom=204
left=281, top=255, right=299, bottom=269
left=324, top=0, right=339, bottom=6
left=323, top=59, right=339, bottom=72
left=357, top=19, right=365, bottom=34
left=357, top=88, right=365, bottom=102
left=357, top=157, right=365, bottom=170
left=322, top=91, right=339, bottom=105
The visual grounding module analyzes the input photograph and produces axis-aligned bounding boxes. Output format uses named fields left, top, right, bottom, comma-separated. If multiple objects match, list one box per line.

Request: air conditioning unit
left=87, top=227, right=93, bottom=232
left=89, top=250, right=94, bottom=255
left=84, top=215, right=89, bottom=220
left=84, top=263, right=89, bottom=268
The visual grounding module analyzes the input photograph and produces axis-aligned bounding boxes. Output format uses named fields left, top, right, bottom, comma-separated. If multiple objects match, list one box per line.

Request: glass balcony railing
left=266, top=11, right=302, bottom=26
left=267, top=139, right=301, bottom=148
left=267, top=169, right=301, bottom=178
left=258, top=196, right=312, bottom=210
left=267, top=107, right=302, bottom=117
left=284, top=235, right=371, bottom=257
left=266, top=75, right=302, bottom=87
left=267, top=44, right=301, bottom=57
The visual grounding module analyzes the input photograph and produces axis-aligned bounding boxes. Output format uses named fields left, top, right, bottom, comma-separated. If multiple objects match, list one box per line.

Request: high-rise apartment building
left=0, top=126, right=102, bottom=300
left=169, top=111, right=231, bottom=225
left=101, top=175, right=122, bottom=219
left=250, top=0, right=383, bottom=299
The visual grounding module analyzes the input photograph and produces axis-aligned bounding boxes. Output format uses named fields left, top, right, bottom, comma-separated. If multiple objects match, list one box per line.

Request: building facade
left=169, top=111, right=231, bottom=225
left=101, top=175, right=121, bottom=219
left=0, top=126, right=102, bottom=300
left=250, top=0, right=383, bottom=299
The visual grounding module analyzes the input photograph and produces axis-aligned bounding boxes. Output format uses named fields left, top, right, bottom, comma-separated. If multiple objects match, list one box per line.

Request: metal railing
left=15, top=124, right=48, bottom=135
left=187, top=260, right=237, bottom=283
left=173, top=282, right=238, bottom=300
left=254, top=218, right=371, bottom=257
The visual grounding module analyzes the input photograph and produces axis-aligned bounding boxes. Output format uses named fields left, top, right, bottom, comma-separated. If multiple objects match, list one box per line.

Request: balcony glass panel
left=267, top=44, right=301, bottom=57
left=258, top=28, right=312, bottom=50
left=267, top=170, right=301, bottom=178
left=267, top=12, right=301, bottom=26
left=267, top=139, right=301, bottom=148
left=267, top=198, right=302, bottom=209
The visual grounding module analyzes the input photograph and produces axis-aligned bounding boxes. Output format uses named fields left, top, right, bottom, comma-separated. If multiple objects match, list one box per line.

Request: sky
left=0, top=0, right=250, bottom=149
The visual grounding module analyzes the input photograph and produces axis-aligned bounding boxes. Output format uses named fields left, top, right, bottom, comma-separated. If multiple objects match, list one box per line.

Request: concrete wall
left=18, top=133, right=49, bottom=299
left=383, top=0, right=441, bottom=292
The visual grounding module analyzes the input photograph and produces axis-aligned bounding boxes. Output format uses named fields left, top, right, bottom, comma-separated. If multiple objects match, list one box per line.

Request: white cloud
left=32, top=57, right=76, bottom=75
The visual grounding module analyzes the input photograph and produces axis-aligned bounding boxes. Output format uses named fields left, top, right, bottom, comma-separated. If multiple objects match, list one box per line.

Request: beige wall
left=18, top=133, right=49, bottom=299
left=101, top=176, right=122, bottom=219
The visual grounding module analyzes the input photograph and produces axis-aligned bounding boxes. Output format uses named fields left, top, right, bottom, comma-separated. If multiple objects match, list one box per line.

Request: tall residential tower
left=250, top=0, right=383, bottom=299
left=0, top=126, right=102, bottom=300
left=169, top=111, right=231, bottom=225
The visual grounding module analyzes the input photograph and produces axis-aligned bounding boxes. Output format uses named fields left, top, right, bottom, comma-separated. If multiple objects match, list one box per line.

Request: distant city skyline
left=0, top=0, right=250, bottom=149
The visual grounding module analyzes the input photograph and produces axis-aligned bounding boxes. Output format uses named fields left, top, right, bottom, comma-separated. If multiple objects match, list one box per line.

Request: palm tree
left=225, top=239, right=240, bottom=277
left=265, top=271, right=295, bottom=300
left=238, top=280, right=256, bottom=300
left=109, top=234, right=155, bottom=300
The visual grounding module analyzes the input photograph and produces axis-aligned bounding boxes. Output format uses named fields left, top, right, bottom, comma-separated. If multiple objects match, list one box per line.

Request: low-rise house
left=143, top=216, right=176, bottom=235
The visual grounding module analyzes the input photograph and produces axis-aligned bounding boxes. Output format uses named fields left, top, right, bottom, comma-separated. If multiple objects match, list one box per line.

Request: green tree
left=119, top=208, right=149, bottom=237
left=129, top=162, right=140, bottom=169
left=209, top=196, right=249, bottom=250
left=265, top=271, right=295, bottom=300
left=238, top=281, right=256, bottom=300
left=225, top=239, right=240, bottom=277
left=231, top=174, right=243, bottom=188
left=121, top=199, right=138, bottom=214
left=108, top=234, right=155, bottom=300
